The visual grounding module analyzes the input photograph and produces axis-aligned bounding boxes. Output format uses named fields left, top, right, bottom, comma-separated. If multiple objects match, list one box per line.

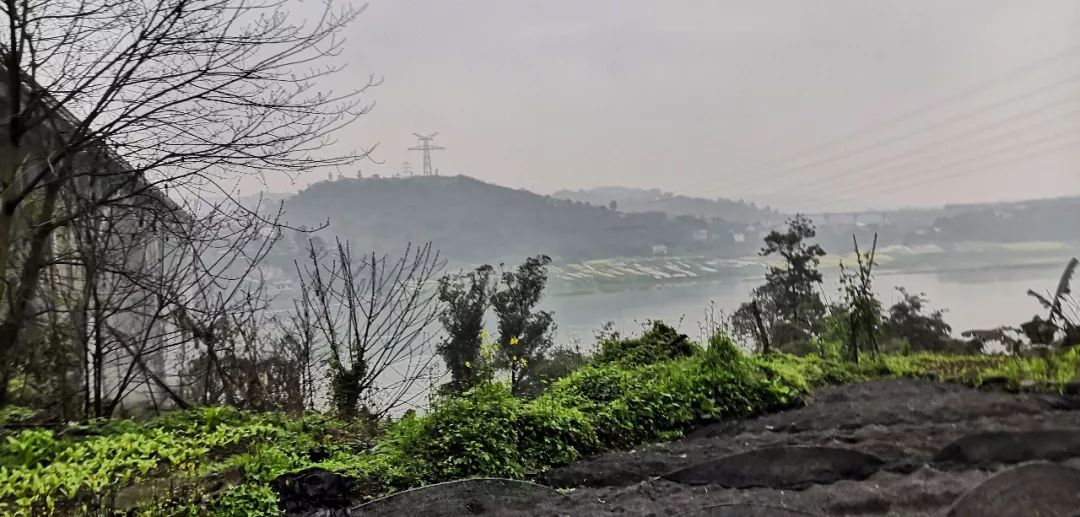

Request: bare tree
left=28, top=186, right=290, bottom=419
left=293, top=239, right=443, bottom=419
left=281, top=282, right=321, bottom=412
left=0, top=0, right=373, bottom=404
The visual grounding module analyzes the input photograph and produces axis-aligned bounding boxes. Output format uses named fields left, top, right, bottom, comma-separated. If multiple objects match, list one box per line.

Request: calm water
left=543, top=264, right=1066, bottom=345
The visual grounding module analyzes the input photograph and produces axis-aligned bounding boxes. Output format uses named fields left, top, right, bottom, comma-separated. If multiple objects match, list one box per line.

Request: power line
left=764, top=94, right=1080, bottom=206
left=693, top=71, right=1080, bottom=197
left=807, top=128, right=1080, bottom=212
left=813, top=141, right=1080, bottom=213
left=817, top=124, right=1080, bottom=205
left=677, top=45, right=1080, bottom=196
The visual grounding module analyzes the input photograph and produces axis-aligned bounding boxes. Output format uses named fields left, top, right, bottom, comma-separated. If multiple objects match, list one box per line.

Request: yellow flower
left=510, top=336, right=519, bottom=346
left=464, top=361, right=472, bottom=368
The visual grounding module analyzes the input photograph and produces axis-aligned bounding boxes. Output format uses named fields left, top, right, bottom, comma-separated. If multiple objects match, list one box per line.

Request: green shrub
left=0, top=406, right=38, bottom=427
left=705, top=333, right=745, bottom=365
left=0, top=429, right=62, bottom=467
left=0, top=409, right=342, bottom=516
left=548, top=364, right=630, bottom=403
left=594, top=321, right=699, bottom=365
left=393, top=383, right=528, bottom=480
left=518, top=396, right=597, bottom=466
left=979, top=346, right=1080, bottom=389
left=203, top=483, right=278, bottom=517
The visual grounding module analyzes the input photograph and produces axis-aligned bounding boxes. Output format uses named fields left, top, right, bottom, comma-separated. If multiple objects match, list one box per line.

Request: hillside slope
left=281, top=176, right=754, bottom=264
left=553, top=186, right=780, bottom=224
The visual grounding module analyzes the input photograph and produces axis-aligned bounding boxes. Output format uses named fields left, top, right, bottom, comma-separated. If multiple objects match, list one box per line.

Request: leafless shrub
left=292, top=240, right=444, bottom=419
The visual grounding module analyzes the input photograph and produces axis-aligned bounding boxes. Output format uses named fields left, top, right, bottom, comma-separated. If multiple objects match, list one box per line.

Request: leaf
left=1027, top=289, right=1055, bottom=311
left=1055, top=258, right=1078, bottom=300
left=1051, top=257, right=1080, bottom=323
left=1031, top=258, right=1080, bottom=326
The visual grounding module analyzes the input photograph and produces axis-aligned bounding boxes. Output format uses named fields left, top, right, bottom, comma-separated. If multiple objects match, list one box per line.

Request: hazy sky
left=279, top=0, right=1080, bottom=212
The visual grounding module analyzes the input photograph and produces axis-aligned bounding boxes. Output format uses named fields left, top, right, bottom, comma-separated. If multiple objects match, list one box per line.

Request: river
left=542, top=263, right=1066, bottom=346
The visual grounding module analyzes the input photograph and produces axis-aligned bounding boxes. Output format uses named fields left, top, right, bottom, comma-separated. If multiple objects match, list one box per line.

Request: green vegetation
left=0, top=409, right=359, bottom=516
left=733, top=215, right=828, bottom=350
left=437, top=265, right=496, bottom=395
left=490, top=255, right=557, bottom=396
left=5, top=318, right=1074, bottom=516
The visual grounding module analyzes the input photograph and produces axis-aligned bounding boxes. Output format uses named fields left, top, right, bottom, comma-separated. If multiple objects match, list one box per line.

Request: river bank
left=543, top=242, right=1077, bottom=344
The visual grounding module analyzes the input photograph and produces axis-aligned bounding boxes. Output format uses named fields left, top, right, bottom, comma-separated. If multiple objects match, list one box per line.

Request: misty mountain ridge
left=552, top=186, right=780, bottom=224
left=278, top=174, right=757, bottom=265
left=269, top=174, right=1080, bottom=268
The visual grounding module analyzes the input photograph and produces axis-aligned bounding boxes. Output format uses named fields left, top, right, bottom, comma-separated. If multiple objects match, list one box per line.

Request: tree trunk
left=751, top=300, right=771, bottom=355
left=0, top=180, right=61, bottom=403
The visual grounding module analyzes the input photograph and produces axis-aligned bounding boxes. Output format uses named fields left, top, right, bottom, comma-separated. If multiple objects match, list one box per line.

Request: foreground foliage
left=1, top=335, right=1075, bottom=516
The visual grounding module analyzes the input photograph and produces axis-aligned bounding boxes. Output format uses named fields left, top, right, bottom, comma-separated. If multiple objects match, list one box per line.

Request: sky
left=271, top=0, right=1080, bottom=213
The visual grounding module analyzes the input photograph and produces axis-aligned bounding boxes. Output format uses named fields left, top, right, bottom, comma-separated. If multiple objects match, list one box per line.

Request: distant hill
left=923, top=196, right=1080, bottom=244
left=278, top=175, right=758, bottom=265
left=552, top=186, right=780, bottom=224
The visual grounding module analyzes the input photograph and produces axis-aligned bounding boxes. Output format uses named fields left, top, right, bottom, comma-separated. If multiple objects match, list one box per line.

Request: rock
left=351, top=478, right=569, bottom=516
left=1039, top=394, right=1080, bottom=411
left=933, top=430, right=1080, bottom=467
left=946, top=462, right=1080, bottom=517
left=1063, top=381, right=1080, bottom=396
left=661, top=446, right=884, bottom=488
left=978, top=376, right=1009, bottom=390
left=1018, top=379, right=1038, bottom=391
left=676, top=503, right=821, bottom=516
left=271, top=468, right=352, bottom=517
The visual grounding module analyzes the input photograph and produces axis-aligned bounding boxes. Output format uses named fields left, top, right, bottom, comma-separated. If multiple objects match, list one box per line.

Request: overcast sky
left=277, top=0, right=1080, bottom=212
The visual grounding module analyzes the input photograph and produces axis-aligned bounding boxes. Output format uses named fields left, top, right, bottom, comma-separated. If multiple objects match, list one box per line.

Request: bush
left=403, top=383, right=527, bottom=480
left=594, top=321, right=699, bottom=366
left=203, top=484, right=279, bottom=517
left=514, top=344, right=589, bottom=398
left=978, top=346, right=1080, bottom=389
left=705, top=333, right=744, bottom=364
left=0, top=409, right=355, bottom=516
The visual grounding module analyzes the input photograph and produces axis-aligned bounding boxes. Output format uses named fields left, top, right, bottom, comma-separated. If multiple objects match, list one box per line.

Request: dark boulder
left=271, top=468, right=353, bottom=517
left=661, top=446, right=884, bottom=488
left=933, top=430, right=1080, bottom=467
left=946, top=462, right=1080, bottom=517
left=978, top=375, right=1010, bottom=390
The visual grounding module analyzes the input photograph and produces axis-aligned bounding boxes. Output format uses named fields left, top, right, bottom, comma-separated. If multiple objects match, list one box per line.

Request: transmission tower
left=408, top=132, right=444, bottom=176
left=401, top=161, right=414, bottom=177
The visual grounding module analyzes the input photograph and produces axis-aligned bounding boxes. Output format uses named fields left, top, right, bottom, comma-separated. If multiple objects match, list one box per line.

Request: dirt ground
left=525, top=379, right=1080, bottom=516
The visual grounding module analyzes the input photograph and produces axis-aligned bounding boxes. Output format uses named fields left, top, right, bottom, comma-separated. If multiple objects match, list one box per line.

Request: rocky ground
left=346, top=379, right=1080, bottom=516
left=527, top=379, right=1080, bottom=516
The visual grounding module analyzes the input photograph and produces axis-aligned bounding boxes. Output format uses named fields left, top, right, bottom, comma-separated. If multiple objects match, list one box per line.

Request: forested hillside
left=925, top=196, right=1080, bottom=243
left=281, top=175, right=756, bottom=264
left=552, top=186, right=780, bottom=224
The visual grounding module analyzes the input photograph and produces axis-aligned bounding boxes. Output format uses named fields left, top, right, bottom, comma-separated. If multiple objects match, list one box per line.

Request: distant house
left=732, top=232, right=747, bottom=243
left=692, top=229, right=709, bottom=241
left=651, top=244, right=669, bottom=256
